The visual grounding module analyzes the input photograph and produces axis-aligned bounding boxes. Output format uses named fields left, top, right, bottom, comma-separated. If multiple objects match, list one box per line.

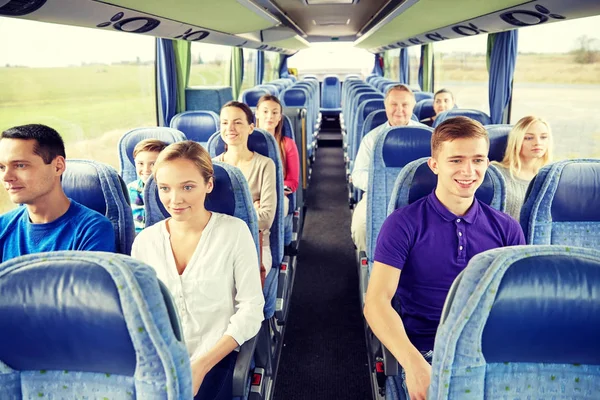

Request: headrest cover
left=283, top=89, right=307, bottom=106
left=482, top=254, right=600, bottom=364
left=365, top=110, right=388, bottom=133
left=381, top=127, right=433, bottom=167
left=486, top=125, right=511, bottom=162
left=62, top=162, right=107, bottom=215
left=213, top=129, right=270, bottom=158
left=551, top=162, right=600, bottom=222
left=205, top=165, right=235, bottom=216
left=0, top=260, right=136, bottom=375
left=360, top=99, right=385, bottom=119
left=170, top=111, right=219, bottom=143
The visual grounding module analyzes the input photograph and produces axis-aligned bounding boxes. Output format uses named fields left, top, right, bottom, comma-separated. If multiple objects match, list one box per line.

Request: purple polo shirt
left=374, top=192, right=525, bottom=352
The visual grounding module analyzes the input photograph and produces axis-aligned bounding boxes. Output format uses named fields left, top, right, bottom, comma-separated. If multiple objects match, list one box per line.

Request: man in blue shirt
left=0, top=124, right=116, bottom=262
left=364, top=117, right=524, bottom=400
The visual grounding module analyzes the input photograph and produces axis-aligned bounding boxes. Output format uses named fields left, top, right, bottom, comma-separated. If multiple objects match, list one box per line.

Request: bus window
left=512, top=15, right=600, bottom=160
left=408, top=45, right=420, bottom=90
left=264, top=51, right=279, bottom=83
left=384, top=49, right=400, bottom=81
left=433, top=34, right=489, bottom=113
left=0, top=17, right=155, bottom=213
left=241, top=48, right=257, bottom=92
left=189, top=42, right=231, bottom=87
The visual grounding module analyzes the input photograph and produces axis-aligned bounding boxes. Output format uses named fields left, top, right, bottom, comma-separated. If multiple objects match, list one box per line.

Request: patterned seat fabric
left=118, top=127, right=187, bottom=185
left=0, top=251, right=192, bottom=399
left=433, top=109, right=492, bottom=128
left=429, top=245, right=600, bottom=399
left=63, top=159, right=135, bottom=255
left=520, top=159, right=600, bottom=247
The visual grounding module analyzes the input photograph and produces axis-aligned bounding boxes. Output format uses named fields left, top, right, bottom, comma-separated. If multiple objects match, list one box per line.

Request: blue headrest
left=414, top=98, right=434, bottom=120
left=482, top=251, right=600, bottom=364
left=259, top=84, right=279, bottom=97
left=389, top=158, right=505, bottom=211
left=169, top=110, right=219, bottom=145
left=323, top=75, right=339, bottom=85
left=62, top=160, right=134, bottom=255
left=363, top=110, right=388, bottom=133
left=210, top=129, right=270, bottom=158
left=485, top=124, right=511, bottom=162
left=359, top=99, right=385, bottom=120
left=282, top=88, right=307, bottom=107
left=242, top=88, right=269, bottom=107
left=356, top=92, right=384, bottom=105
left=551, top=162, right=600, bottom=222
left=434, top=109, right=492, bottom=128
left=118, top=127, right=187, bottom=184
left=381, top=126, right=434, bottom=167
left=0, top=254, right=136, bottom=375
left=186, top=86, right=233, bottom=114
left=414, top=92, right=434, bottom=102
left=344, top=74, right=361, bottom=80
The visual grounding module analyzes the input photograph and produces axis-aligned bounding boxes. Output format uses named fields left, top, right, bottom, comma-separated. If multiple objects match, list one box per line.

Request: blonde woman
left=493, top=116, right=553, bottom=221
left=131, top=141, right=264, bottom=399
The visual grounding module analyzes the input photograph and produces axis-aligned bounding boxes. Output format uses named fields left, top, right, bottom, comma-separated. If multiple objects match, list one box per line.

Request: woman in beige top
left=493, top=116, right=553, bottom=221
left=215, top=101, right=277, bottom=277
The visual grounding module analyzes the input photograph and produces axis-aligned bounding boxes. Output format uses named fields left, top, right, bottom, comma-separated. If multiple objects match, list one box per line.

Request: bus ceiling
left=0, top=0, right=599, bottom=54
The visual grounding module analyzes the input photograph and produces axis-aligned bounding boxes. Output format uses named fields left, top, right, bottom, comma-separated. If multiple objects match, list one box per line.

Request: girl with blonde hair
left=494, top=116, right=553, bottom=221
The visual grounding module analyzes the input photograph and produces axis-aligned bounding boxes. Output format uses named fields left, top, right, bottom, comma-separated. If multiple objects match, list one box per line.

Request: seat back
left=118, top=127, right=187, bottom=184
left=169, top=111, right=219, bottom=147
left=414, top=92, right=434, bottom=102
left=430, top=245, right=600, bottom=399
left=433, top=109, right=492, bottom=128
left=241, top=88, right=269, bottom=107
left=520, top=159, right=600, bottom=247
left=321, top=75, right=341, bottom=109
left=185, top=86, right=233, bottom=114
left=351, top=98, right=385, bottom=162
left=366, top=126, right=433, bottom=262
left=484, top=124, right=512, bottom=162
left=414, top=98, right=434, bottom=121
left=0, top=251, right=192, bottom=399
left=63, top=159, right=135, bottom=255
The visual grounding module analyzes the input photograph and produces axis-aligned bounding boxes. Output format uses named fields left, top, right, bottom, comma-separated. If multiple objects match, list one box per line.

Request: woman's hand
left=191, top=357, right=211, bottom=396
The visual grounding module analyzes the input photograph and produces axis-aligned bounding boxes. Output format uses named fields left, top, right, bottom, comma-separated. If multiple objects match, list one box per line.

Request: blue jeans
left=194, top=352, right=238, bottom=400
left=399, top=350, right=433, bottom=400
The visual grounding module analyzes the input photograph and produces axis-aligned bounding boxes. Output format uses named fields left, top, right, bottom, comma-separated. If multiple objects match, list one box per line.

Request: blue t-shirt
left=374, top=192, right=525, bottom=352
left=127, top=178, right=146, bottom=234
left=0, top=199, right=116, bottom=262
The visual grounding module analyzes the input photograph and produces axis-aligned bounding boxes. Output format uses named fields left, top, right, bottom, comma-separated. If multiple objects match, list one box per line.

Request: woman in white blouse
left=131, top=141, right=264, bottom=400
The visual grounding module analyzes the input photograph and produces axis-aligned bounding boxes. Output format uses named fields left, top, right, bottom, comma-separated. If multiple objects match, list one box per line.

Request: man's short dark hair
left=434, top=88, right=454, bottom=101
left=1, top=124, right=66, bottom=164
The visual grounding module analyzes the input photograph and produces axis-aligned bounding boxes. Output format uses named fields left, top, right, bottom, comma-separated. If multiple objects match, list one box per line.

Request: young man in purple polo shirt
left=364, top=116, right=525, bottom=400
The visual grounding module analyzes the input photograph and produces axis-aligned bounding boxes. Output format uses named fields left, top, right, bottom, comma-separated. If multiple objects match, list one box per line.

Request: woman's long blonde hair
left=154, top=140, right=214, bottom=184
left=496, top=116, right=553, bottom=178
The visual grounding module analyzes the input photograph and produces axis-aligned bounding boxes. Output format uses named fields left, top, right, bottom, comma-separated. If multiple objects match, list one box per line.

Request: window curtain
left=231, top=47, right=244, bottom=100
left=399, top=48, right=409, bottom=84
left=256, top=50, right=265, bottom=85
left=372, top=53, right=383, bottom=76
left=174, top=40, right=190, bottom=114
left=488, top=30, right=519, bottom=124
left=278, top=54, right=290, bottom=78
left=156, top=39, right=177, bottom=126
left=418, top=44, right=433, bottom=92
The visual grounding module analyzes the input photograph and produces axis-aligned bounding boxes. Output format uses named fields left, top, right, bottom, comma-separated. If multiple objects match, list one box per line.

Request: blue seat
left=321, top=75, right=342, bottom=115
left=365, top=126, right=434, bottom=267
left=414, top=98, right=434, bottom=121
left=169, top=110, right=219, bottom=147
left=347, top=92, right=384, bottom=153
left=207, top=130, right=285, bottom=320
left=241, top=88, right=269, bottom=107
left=186, top=86, right=233, bottom=115
left=485, top=124, right=512, bottom=162
left=282, top=87, right=315, bottom=158
left=380, top=157, right=506, bottom=399
left=434, top=109, right=492, bottom=128
left=281, top=115, right=298, bottom=245
left=118, top=127, right=187, bottom=185
left=414, top=91, right=434, bottom=102
left=349, top=99, right=385, bottom=177
left=429, top=245, right=600, bottom=399
left=63, top=159, right=135, bottom=255
left=0, top=250, right=192, bottom=399
left=520, top=159, right=600, bottom=247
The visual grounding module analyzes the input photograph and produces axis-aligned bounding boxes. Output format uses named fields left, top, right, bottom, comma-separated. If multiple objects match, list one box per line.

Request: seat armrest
left=232, top=334, right=258, bottom=397
left=383, top=344, right=398, bottom=376
left=275, top=255, right=292, bottom=323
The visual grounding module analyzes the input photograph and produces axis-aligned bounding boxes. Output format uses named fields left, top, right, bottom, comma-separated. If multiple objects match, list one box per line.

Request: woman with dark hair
left=255, top=95, right=299, bottom=216
left=215, top=101, right=277, bottom=277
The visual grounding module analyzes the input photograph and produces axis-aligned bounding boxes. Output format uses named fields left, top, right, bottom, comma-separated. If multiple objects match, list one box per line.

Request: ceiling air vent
left=304, top=0, right=358, bottom=5
left=312, top=17, right=350, bottom=26
left=0, top=0, right=47, bottom=16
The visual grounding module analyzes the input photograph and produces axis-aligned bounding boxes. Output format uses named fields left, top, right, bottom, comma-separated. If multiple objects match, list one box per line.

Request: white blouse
left=131, top=212, right=264, bottom=361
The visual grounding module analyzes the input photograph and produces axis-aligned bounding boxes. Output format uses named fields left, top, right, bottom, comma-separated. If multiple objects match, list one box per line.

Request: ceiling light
left=304, top=0, right=359, bottom=5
